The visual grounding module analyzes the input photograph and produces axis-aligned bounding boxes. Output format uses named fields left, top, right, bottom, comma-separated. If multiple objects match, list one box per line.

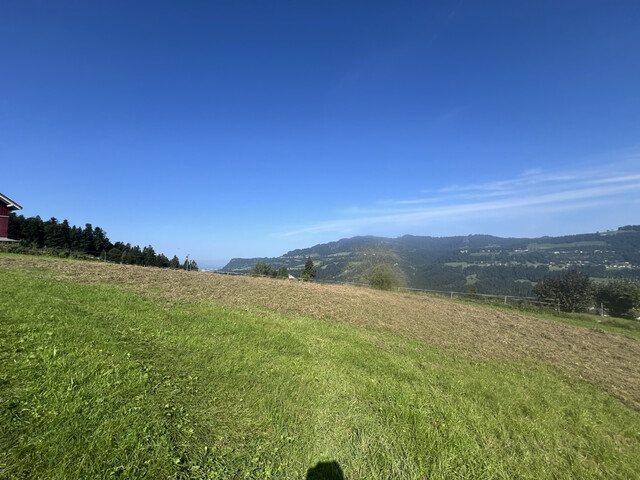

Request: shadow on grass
left=306, top=460, right=345, bottom=480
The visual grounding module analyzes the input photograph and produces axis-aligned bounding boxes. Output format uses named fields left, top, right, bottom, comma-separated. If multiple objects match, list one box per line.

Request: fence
left=211, top=270, right=558, bottom=310
left=315, top=278, right=557, bottom=309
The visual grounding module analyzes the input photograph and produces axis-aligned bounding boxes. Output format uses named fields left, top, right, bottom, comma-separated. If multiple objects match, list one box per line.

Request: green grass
left=542, top=311, right=640, bottom=338
left=464, top=274, right=478, bottom=286
left=2, top=267, right=640, bottom=478
left=444, top=262, right=471, bottom=267
left=526, top=241, right=607, bottom=250
left=452, top=294, right=640, bottom=339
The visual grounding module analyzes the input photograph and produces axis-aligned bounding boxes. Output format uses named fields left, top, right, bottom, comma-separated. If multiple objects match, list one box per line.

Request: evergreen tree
left=93, top=227, right=110, bottom=254
left=183, top=259, right=198, bottom=271
left=142, top=245, right=156, bottom=266
left=302, top=256, right=317, bottom=281
left=107, top=247, right=122, bottom=263
left=81, top=224, right=95, bottom=254
left=69, top=226, right=83, bottom=250
left=120, top=244, right=131, bottom=264
left=169, top=255, right=181, bottom=269
left=59, top=219, right=71, bottom=248
left=155, top=253, right=170, bottom=268
left=129, top=245, right=143, bottom=265
left=44, top=217, right=64, bottom=247
left=23, top=216, right=45, bottom=247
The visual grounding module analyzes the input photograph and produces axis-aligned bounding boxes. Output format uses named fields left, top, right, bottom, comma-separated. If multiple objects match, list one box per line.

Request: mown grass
left=1, top=266, right=640, bottom=478
left=541, top=311, right=640, bottom=337
left=451, top=294, right=640, bottom=339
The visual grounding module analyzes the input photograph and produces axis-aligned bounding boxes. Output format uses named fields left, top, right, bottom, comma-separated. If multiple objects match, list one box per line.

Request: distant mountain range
left=221, top=226, right=640, bottom=296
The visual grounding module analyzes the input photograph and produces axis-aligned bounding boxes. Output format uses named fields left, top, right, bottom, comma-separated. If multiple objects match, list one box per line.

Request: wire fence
left=313, top=278, right=557, bottom=309
left=210, top=270, right=558, bottom=311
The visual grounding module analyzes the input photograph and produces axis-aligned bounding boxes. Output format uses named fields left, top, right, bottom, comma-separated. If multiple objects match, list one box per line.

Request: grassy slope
left=1, top=259, right=640, bottom=478
left=450, top=296, right=640, bottom=339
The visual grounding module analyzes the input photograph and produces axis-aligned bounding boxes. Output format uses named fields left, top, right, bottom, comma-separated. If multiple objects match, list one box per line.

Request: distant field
left=2, top=256, right=640, bottom=479
left=526, top=241, right=608, bottom=250
left=444, top=262, right=471, bottom=267
left=464, top=274, right=477, bottom=285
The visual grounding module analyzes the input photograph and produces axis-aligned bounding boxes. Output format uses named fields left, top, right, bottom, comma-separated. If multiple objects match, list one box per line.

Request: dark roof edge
left=0, top=192, right=23, bottom=211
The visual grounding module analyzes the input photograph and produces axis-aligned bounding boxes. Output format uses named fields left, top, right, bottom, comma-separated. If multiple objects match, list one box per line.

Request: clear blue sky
left=2, top=1, right=639, bottom=267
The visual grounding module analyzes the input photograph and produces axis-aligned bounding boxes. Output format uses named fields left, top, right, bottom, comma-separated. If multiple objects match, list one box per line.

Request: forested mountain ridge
left=222, top=226, right=640, bottom=296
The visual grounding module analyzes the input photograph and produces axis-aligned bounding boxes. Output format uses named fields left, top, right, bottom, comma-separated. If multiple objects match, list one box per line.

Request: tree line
left=533, top=269, right=640, bottom=319
left=250, top=256, right=317, bottom=281
left=6, top=213, right=197, bottom=271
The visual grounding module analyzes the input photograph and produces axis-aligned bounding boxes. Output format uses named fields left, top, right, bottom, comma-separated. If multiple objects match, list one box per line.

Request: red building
left=0, top=192, right=23, bottom=241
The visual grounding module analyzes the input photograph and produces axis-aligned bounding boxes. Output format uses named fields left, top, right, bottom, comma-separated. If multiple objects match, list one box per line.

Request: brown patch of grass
left=4, top=256, right=640, bottom=410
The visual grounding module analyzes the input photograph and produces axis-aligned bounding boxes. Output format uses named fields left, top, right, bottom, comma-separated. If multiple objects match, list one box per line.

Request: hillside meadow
left=1, top=255, right=640, bottom=479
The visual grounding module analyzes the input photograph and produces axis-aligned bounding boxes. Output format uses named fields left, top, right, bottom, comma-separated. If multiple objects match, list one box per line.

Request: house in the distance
left=0, top=192, right=23, bottom=242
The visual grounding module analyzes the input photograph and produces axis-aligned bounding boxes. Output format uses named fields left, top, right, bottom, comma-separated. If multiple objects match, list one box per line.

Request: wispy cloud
left=278, top=162, right=640, bottom=238
left=435, top=170, right=580, bottom=195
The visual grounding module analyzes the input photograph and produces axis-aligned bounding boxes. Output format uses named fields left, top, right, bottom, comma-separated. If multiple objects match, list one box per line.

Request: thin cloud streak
left=434, top=168, right=640, bottom=196
left=278, top=166, right=640, bottom=238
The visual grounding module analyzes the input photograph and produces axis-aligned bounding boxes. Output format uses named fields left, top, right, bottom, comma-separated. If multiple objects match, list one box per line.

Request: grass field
left=526, top=241, right=608, bottom=250
left=2, top=256, right=640, bottom=479
left=449, top=295, right=640, bottom=339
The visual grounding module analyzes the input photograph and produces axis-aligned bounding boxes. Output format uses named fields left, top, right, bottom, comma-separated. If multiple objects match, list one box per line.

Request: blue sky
left=2, top=1, right=639, bottom=267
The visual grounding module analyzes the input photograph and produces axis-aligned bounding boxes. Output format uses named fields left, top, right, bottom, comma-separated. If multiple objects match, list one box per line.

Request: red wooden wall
left=0, top=204, right=10, bottom=238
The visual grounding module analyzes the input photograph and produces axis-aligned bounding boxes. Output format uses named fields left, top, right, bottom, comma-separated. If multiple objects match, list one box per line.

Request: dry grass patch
left=3, top=256, right=640, bottom=410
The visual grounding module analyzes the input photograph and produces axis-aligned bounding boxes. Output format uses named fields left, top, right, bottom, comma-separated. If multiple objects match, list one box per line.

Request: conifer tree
left=302, top=256, right=317, bottom=281
left=169, top=255, right=181, bottom=269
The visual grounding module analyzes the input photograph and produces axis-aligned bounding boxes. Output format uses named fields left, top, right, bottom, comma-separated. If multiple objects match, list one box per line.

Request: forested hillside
left=223, top=226, right=640, bottom=296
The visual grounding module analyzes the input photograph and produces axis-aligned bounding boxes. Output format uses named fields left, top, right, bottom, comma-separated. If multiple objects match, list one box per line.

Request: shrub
left=533, top=269, right=594, bottom=313
left=596, top=279, right=640, bottom=319
left=251, top=262, right=277, bottom=277
left=276, top=266, right=289, bottom=279
left=369, top=265, right=395, bottom=290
